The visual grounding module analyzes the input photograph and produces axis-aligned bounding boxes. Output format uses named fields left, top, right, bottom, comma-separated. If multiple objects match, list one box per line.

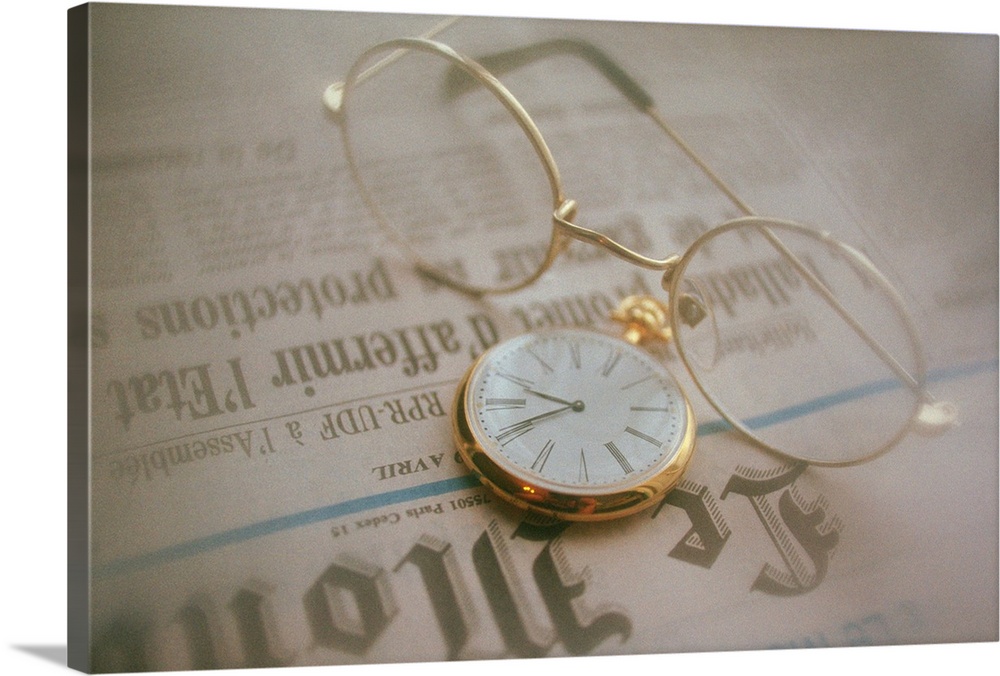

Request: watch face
left=461, top=329, right=692, bottom=499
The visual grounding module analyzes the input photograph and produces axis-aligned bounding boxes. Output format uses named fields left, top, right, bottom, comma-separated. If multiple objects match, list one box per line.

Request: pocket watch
left=452, top=297, right=696, bottom=521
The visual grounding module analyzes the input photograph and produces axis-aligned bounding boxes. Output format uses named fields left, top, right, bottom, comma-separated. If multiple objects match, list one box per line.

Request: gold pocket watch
left=453, top=303, right=697, bottom=521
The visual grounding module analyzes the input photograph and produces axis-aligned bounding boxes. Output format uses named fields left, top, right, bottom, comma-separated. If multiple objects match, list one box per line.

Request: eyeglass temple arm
left=444, top=38, right=653, bottom=111
left=443, top=38, right=757, bottom=218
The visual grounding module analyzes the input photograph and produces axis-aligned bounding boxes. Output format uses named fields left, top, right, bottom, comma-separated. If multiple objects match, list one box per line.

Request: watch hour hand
left=524, top=388, right=585, bottom=411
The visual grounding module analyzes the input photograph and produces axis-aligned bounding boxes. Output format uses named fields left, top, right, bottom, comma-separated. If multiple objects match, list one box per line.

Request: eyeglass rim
left=667, top=215, right=929, bottom=468
left=336, top=37, right=572, bottom=296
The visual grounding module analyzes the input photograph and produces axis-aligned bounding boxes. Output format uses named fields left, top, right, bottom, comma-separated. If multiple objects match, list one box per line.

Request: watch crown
left=611, top=295, right=672, bottom=346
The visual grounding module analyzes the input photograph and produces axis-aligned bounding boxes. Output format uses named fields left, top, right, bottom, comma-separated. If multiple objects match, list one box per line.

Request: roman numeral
left=621, top=374, right=654, bottom=390
left=531, top=439, right=556, bottom=472
left=495, top=371, right=534, bottom=388
left=625, top=426, right=663, bottom=447
left=600, top=349, right=622, bottom=377
left=485, top=398, right=527, bottom=410
left=578, top=449, right=589, bottom=483
left=525, top=348, right=553, bottom=373
left=603, top=441, right=634, bottom=474
left=570, top=342, right=582, bottom=369
left=496, top=418, right=535, bottom=445
left=630, top=405, right=670, bottom=412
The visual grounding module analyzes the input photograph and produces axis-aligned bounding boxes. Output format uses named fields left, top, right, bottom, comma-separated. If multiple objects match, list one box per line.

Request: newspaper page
left=82, top=5, right=998, bottom=673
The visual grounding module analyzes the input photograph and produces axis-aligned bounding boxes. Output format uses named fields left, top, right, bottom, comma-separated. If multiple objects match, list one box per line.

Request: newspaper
left=81, top=5, right=998, bottom=672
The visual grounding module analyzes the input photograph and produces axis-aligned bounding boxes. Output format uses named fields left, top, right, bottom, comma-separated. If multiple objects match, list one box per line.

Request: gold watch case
left=452, top=328, right=697, bottom=521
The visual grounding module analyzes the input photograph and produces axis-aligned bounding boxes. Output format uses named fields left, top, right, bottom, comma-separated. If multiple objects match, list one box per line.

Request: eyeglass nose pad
left=659, top=259, right=708, bottom=328
left=677, top=293, right=707, bottom=328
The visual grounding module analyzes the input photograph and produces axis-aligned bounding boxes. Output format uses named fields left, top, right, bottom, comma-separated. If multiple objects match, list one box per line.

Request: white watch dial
left=465, top=329, right=689, bottom=494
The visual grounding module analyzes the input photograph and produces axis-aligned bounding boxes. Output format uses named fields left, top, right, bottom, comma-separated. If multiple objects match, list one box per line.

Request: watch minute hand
left=496, top=404, right=575, bottom=444
left=517, top=404, right=574, bottom=426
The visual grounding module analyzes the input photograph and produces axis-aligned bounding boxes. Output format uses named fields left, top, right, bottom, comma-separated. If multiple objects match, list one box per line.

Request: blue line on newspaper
left=94, top=356, right=997, bottom=580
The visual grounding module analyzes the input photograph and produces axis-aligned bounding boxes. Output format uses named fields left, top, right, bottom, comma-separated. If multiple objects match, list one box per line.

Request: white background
left=2, top=1, right=997, bottom=675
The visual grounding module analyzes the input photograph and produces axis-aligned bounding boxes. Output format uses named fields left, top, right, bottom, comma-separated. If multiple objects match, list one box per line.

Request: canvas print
left=68, top=3, right=999, bottom=672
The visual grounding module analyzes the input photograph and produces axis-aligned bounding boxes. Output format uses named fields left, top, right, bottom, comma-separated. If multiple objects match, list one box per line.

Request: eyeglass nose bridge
left=552, top=198, right=682, bottom=287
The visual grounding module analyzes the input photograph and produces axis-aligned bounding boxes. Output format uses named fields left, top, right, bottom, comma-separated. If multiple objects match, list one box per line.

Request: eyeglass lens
left=340, top=44, right=558, bottom=293
left=673, top=220, right=924, bottom=465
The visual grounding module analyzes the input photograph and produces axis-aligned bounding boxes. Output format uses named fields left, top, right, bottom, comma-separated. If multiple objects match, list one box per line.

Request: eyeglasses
left=325, top=26, right=955, bottom=467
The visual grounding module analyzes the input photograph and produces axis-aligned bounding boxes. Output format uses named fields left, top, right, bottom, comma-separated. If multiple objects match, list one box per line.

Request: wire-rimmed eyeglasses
left=324, top=26, right=955, bottom=467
